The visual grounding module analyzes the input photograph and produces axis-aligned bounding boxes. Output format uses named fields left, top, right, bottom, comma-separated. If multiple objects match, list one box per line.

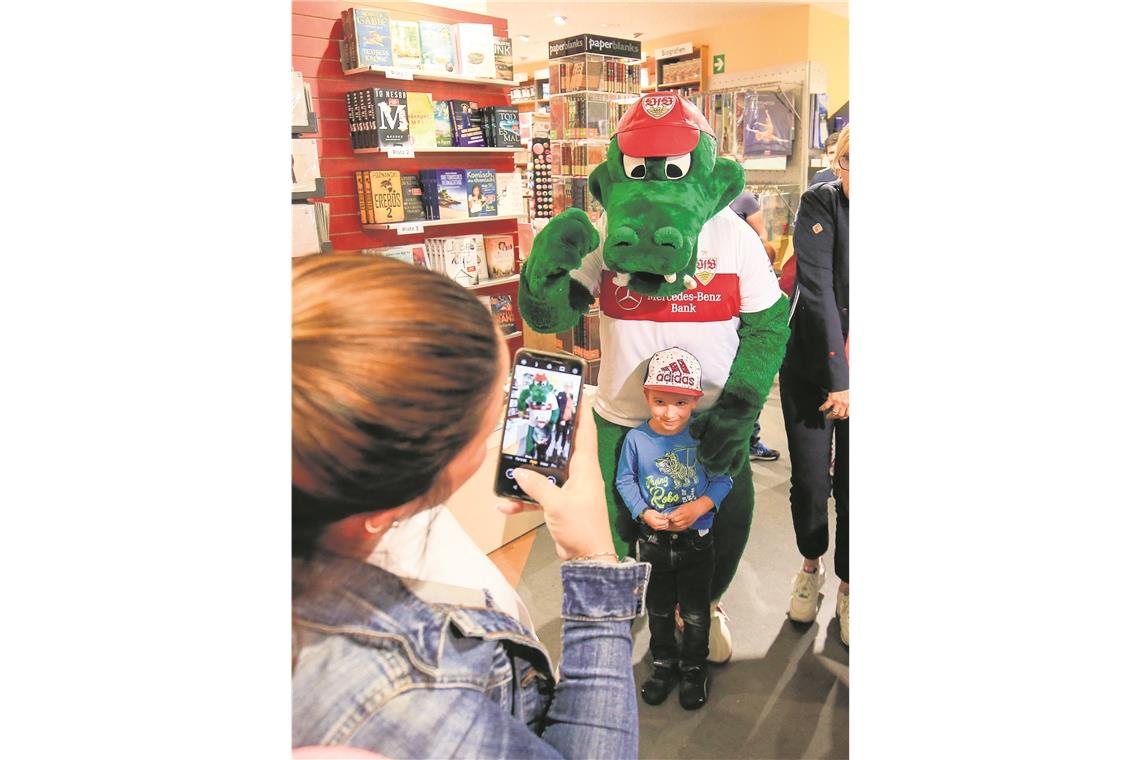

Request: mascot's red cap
left=615, top=93, right=715, bottom=158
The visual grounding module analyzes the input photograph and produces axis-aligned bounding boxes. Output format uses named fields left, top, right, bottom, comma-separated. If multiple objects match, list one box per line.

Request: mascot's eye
left=622, top=155, right=647, bottom=179
left=665, top=154, right=691, bottom=179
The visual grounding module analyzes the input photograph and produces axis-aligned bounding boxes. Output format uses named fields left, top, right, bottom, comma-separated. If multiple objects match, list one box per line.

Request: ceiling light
left=632, top=32, right=643, bottom=38
left=553, top=16, right=567, bottom=25
left=518, top=34, right=530, bottom=42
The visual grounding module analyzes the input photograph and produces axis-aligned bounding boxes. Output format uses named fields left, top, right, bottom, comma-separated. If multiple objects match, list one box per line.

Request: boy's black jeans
left=638, top=525, right=715, bottom=667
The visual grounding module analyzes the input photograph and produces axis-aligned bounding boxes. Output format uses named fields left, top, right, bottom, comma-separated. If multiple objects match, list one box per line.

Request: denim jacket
left=292, top=551, right=650, bottom=758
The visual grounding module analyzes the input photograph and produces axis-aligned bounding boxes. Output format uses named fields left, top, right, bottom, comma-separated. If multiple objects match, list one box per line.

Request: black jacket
left=783, top=180, right=849, bottom=391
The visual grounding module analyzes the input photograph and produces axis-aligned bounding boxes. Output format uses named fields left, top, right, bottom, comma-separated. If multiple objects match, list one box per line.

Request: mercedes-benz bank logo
left=614, top=287, right=643, bottom=311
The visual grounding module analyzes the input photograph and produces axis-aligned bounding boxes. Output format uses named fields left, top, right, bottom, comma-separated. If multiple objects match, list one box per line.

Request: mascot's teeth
left=663, top=273, right=677, bottom=283
left=612, top=272, right=631, bottom=287
left=683, top=274, right=699, bottom=290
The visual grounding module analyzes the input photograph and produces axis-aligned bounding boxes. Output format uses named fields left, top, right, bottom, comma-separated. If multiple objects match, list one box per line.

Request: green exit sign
left=712, top=54, right=726, bottom=74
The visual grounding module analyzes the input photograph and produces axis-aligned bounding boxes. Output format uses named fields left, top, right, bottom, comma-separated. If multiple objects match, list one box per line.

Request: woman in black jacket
left=781, top=125, right=850, bottom=645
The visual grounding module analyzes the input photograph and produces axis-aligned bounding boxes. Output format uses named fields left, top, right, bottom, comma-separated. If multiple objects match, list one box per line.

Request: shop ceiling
left=485, top=1, right=848, bottom=65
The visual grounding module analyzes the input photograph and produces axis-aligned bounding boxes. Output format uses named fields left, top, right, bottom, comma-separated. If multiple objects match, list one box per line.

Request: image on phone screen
left=495, top=352, right=585, bottom=500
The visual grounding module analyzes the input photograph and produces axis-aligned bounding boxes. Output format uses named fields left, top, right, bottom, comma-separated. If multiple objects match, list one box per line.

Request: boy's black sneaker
left=640, top=660, right=679, bottom=705
left=678, top=663, right=710, bottom=710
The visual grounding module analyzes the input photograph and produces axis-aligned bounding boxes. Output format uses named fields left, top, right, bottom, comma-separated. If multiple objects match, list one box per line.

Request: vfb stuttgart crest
left=642, top=95, right=677, bottom=119
left=694, top=251, right=718, bottom=286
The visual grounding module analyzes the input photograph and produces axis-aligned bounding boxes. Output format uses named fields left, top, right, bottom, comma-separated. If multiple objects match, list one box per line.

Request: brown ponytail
left=292, top=254, right=501, bottom=558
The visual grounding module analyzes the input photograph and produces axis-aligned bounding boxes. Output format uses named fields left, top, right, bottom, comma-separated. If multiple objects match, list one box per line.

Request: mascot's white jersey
left=570, top=207, right=782, bottom=428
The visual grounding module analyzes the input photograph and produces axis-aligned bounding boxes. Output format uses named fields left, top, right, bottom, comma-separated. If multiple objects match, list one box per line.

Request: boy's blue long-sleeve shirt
left=616, top=420, right=733, bottom=532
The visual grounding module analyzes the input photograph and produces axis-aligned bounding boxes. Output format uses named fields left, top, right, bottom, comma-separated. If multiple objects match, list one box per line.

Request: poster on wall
left=742, top=91, right=795, bottom=158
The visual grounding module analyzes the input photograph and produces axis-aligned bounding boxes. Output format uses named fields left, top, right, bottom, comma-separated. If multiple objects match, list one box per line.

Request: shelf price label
left=394, top=222, right=424, bottom=235
left=384, top=145, right=414, bottom=158
left=385, top=68, right=414, bottom=80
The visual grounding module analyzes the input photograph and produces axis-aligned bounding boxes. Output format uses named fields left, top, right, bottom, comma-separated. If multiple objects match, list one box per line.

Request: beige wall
left=807, top=5, right=849, bottom=114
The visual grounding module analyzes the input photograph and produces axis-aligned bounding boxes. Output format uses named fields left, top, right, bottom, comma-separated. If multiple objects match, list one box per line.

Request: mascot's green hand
left=518, top=208, right=599, bottom=333
left=690, top=298, right=791, bottom=474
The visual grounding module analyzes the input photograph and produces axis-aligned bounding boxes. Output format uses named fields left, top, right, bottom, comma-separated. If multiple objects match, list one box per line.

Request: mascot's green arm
left=690, top=295, right=791, bottom=475
left=518, top=208, right=599, bottom=333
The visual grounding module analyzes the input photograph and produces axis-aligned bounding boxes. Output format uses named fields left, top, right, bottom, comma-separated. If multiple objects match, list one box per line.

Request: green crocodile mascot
left=515, top=373, right=558, bottom=459
left=518, top=93, right=790, bottom=661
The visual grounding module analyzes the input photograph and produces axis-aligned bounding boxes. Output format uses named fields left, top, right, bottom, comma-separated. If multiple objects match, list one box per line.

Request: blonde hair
left=835, top=124, right=849, bottom=167
left=292, top=254, right=501, bottom=557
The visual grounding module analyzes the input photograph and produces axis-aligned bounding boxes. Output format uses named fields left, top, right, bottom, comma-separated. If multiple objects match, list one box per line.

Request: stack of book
left=424, top=233, right=488, bottom=286
left=354, top=171, right=427, bottom=225
left=347, top=88, right=410, bottom=149
left=418, top=168, right=516, bottom=221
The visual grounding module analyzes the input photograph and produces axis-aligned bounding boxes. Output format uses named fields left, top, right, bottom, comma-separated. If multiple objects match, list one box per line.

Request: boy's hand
left=641, top=509, right=670, bottom=531
left=666, top=496, right=715, bottom=531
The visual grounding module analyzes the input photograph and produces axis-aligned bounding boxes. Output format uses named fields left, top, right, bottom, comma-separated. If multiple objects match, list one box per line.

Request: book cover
left=374, top=88, right=410, bottom=146
left=464, top=168, right=497, bottom=217
left=354, top=171, right=368, bottom=224
left=484, top=235, right=516, bottom=278
left=490, top=106, right=520, bottom=148
left=400, top=174, right=426, bottom=221
left=390, top=19, right=422, bottom=69
left=418, top=21, right=457, bottom=73
left=291, top=138, right=319, bottom=193
left=490, top=294, right=517, bottom=335
left=453, top=23, right=495, bottom=79
left=343, top=8, right=392, bottom=69
left=370, top=170, right=405, bottom=223
left=362, top=170, right=375, bottom=224
left=418, top=169, right=440, bottom=219
left=438, top=235, right=482, bottom=286
left=436, top=169, right=469, bottom=220
left=742, top=91, right=795, bottom=157
left=432, top=100, right=454, bottom=147
left=494, top=37, right=513, bottom=81
left=495, top=172, right=524, bottom=217
left=448, top=100, right=486, bottom=147
left=292, top=205, right=320, bottom=257
left=406, top=92, right=436, bottom=148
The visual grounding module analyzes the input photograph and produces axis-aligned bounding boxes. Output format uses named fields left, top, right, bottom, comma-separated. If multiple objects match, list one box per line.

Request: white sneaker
left=707, top=603, right=732, bottom=663
left=836, top=589, right=849, bottom=646
left=788, top=562, right=827, bottom=623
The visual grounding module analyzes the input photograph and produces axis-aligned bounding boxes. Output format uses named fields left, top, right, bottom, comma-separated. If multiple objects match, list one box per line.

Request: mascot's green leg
left=710, top=444, right=756, bottom=601
left=594, top=411, right=637, bottom=558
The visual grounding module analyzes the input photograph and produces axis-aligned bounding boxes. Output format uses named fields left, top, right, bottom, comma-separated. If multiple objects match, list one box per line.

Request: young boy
left=616, top=347, right=733, bottom=710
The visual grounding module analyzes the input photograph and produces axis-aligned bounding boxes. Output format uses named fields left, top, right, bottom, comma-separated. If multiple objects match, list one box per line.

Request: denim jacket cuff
left=560, top=558, right=650, bottom=621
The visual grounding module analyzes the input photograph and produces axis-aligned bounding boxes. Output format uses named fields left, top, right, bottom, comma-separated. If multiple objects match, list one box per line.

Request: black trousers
left=779, top=369, right=849, bottom=582
left=638, top=527, right=715, bottom=667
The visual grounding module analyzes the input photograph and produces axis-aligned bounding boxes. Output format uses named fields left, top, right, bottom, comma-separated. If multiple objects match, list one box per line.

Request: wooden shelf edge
left=344, top=66, right=515, bottom=87
left=352, top=146, right=521, bottom=155
left=363, top=215, right=525, bottom=231
left=467, top=274, right=520, bottom=290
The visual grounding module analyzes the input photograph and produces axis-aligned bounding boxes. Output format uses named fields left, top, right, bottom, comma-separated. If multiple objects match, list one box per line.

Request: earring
left=363, top=516, right=384, bottom=534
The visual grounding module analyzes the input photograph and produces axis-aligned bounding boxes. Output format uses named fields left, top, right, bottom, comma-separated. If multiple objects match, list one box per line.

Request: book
left=484, top=235, right=516, bottom=278
left=453, top=23, right=495, bottom=79
left=490, top=294, right=517, bottom=335
left=292, top=204, right=321, bottom=257
left=431, top=234, right=483, bottom=286
left=389, top=19, right=422, bottom=69
left=374, top=88, right=410, bottom=146
left=464, top=168, right=497, bottom=217
left=418, top=169, right=440, bottom=219
left=400, top=174, right=426, bottom=221
left=432, top=100, right=454, bottom=147
left=291, top=138, right=320, bottom=193
left=363, top=244, right=427, bottom=267
left=436, top=169, right=469, bottom=220
left=494, top=37, right=513, bottom=81
left=406, top=92, right=436, bottom=148
left=362, top=170, right=375, bottom=224
left=495, top=172, right=524, bottom=217
left=742, top=91, right=795, bottom=158
left=354, top=171, right=368, bottom=224
left=418, top=21, right=457, bottom=74
left=448, top=100, right=485, bottom=147
left=369, top=170, right=405, bottom=223
left=482, top=106, right=520, bottom=147
left=342, top=8, right=393, bottom=69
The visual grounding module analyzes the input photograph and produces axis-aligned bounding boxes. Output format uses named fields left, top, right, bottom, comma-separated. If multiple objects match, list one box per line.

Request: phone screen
left=495, top=350, right=586, bottom=501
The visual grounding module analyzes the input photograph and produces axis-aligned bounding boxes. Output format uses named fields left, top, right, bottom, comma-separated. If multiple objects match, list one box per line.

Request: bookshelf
left=652, top=44, right=709, bottom=95
left=292, top=69, right=330, bottom=256
left=344, top=66, right=515, bottom=87
left=351, top=146, right=520, bottom=155
left=363, top=215, right=525, bottom=231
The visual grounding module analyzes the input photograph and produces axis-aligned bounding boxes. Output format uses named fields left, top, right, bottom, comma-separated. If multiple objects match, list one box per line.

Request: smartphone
left=494, top=349, right=587, bottom=503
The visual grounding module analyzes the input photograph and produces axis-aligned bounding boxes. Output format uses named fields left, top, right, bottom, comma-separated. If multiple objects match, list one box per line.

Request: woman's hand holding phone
left=497, top=395, right=617, bottom=562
